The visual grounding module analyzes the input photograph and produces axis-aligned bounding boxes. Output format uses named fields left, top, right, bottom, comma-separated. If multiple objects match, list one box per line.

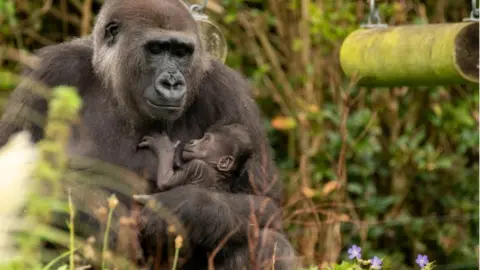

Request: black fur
left=0, top=0, right=296, bottom=269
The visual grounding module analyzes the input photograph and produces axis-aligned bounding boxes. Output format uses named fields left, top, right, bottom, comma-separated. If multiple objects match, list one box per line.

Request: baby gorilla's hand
left=138, top=133, right=179, bottom=155
left=138, top=133, right=170, bottom=154
left=137, top=135, right=159, bottom=154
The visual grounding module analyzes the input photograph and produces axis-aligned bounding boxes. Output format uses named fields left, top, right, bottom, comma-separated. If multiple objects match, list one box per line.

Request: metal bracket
left=361, top=0, right=388, bottom=29
left=463, top=0, right=479, bottom=22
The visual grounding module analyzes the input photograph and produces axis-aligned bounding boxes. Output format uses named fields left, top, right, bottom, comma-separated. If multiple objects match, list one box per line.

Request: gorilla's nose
left=160, top=75, right=180, bottom=89
left=155, top=71, right=186, bottom=101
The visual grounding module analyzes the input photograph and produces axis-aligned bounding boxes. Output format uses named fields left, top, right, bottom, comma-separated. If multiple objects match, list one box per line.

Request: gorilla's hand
left=134, top=185, right=283, bottom=249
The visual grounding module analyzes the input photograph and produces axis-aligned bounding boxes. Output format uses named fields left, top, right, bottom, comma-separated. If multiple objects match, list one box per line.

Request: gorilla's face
left=92, top=0, right=206, bottom=121
left=137, top=33, right=196, bottom=120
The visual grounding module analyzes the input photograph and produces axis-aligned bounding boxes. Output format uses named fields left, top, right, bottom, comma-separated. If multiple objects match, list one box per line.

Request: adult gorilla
left=0, top=0, right=296, bottom=269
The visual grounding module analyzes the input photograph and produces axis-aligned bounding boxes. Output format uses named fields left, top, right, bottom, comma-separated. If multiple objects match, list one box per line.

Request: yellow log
left=340, top=22, right=479, bottom=87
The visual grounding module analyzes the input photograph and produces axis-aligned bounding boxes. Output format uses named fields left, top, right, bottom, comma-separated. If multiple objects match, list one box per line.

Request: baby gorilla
left=139, top=124, right=253, bottom=192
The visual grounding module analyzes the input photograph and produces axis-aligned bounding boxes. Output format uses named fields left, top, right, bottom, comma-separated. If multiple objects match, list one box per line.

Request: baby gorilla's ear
left=217, top=156, right=234, bottom=172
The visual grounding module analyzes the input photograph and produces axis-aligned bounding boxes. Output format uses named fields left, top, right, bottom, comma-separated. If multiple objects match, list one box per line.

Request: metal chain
left=464, top=0, right=479, bottom=22
left=190, top=0, right=209, bottom=14
left=361, top=0, right=388, bottom=28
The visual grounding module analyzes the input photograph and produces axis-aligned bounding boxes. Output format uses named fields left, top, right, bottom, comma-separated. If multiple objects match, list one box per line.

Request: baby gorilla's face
left=182, top=132, right=236, bottom=172
left=182, top=132, right=220, bottom=161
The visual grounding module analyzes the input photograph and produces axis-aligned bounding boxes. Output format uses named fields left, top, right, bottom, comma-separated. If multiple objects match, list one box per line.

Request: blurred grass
left=0, top=0, right=478, bottom=269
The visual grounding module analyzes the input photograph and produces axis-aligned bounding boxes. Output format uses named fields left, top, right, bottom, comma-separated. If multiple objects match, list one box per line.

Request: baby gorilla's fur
left=139, top=124, right=253, bottom=192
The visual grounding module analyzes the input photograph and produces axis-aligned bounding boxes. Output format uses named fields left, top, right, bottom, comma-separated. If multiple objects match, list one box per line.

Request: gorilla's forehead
left=103, top=0, right=196, bottom=32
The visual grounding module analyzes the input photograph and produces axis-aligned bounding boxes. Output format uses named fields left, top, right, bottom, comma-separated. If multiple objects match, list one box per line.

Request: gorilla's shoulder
left=204, top=60, right=253, bottom=96
left=27, top=37, right=95, bottom=89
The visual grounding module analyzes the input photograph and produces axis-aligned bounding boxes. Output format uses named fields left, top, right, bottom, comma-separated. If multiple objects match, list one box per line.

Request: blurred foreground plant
left=0, top=131, right=38, bottom=263
left=0, top=85, right=82, bottom=269
left=24, top=85, right=82, bottom=266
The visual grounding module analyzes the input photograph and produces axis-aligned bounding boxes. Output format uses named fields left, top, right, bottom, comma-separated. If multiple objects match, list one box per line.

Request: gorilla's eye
left=104, top=21, right=120, bottom=45
left=172, top=46, right=193, bottom=58
left=146, top=41, right=168, bottom=55
left=105, top=22, right=120, bottom=37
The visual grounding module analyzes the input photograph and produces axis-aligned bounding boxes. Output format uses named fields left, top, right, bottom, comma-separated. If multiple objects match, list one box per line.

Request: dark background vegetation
left=0, top=0, right=478, bottom=269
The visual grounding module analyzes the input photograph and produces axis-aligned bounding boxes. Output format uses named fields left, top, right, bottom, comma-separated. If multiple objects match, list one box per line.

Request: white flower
left=0, top=131, right=38, bottom=262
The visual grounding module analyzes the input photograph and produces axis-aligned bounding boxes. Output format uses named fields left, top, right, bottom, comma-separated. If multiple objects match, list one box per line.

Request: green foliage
left=218, top=0, right=478, bottom=269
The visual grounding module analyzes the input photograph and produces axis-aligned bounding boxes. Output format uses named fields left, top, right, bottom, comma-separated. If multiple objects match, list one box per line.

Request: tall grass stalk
left=172, top=235, right=183, bottom=270
left=102, top=194, right=118, bottom=270
left=67, top=189, right=75, bottom=270
left=42, top=249, right=78, bottom=270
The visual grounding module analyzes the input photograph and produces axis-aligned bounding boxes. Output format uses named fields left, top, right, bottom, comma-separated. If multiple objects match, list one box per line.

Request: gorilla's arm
left=0, top=66, right=47, bottom=145
left=0, top=38, right=93, bottom=146
left=141, top=185, right=283, bottom=249
left=144, top=61, right=285, bottom=251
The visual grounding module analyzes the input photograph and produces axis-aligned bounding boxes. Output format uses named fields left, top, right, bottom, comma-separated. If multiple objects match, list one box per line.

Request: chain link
left=190, top=0, right=209, bottom=14
left=361, top=0, right=388, bottom=28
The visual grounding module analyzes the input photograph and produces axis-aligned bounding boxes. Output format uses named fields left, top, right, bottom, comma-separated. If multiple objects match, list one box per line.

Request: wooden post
left=340, top=22, right=479, bottom=87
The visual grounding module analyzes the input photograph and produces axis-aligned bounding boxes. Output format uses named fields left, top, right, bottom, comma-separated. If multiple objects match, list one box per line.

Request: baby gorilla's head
left=182, top=124, right=253, bottom=173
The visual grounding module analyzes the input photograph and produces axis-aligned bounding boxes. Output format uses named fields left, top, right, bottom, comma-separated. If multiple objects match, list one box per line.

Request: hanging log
left=340, top=22, right=479, bottom=87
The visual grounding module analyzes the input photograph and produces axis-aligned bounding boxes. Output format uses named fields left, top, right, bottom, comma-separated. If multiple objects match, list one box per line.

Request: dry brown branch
left=352, top=111, right=377, bottom=146
left=237, top=13, right=295, bottom=96
left=243, top=38, right=292, bottom=116
left=81, top=0, right=93, bottom=36
left=336, top=91, right=349, bottom=184
left=300, top=0, right=315, bottom=102
left=23, top=28, right=55, bottom=46
left=70, top=0, right=84, bottom=12
left=207, top=225, right=241, bottom=270
left=38, top=0, right=54, bottom=14
left=50, top=7, right=81, bottom=26
left=60, top=0, right=69, bottom=38
left=205, top=0, right=225, bottom=15
left=0, top=46, right=40, bottom=69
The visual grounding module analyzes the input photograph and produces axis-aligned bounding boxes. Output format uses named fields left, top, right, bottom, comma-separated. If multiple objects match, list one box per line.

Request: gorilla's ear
left=105, top=21, right=121, bottom=46
left=217, top=156, right=234, bottom=172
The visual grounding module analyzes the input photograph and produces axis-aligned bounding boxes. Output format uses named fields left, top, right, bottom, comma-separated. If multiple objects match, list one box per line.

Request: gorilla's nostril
left=173, top=81, right=183, bottom=88
left=161, top=79, right=172, bottom=89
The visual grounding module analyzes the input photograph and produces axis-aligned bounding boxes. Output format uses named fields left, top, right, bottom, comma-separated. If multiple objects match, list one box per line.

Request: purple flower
left=415, top=254, right=429, bottom=268
left=371, top=256, right=382, bottom=269
left=347, top=245, right=362, bottom=260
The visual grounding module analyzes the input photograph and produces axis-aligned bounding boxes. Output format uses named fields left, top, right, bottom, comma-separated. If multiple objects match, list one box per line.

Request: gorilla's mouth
left=181, top=149, right=196, bottom=160
left=146, top=100, right=182, bottom=110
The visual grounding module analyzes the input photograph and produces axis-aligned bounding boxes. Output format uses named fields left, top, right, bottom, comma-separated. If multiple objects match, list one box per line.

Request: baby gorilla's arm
left=176, top=160, right=218, bottom=187
left=158, top=158, right=218, bottom=190
left=138, top=134, right=179, bottom=190
left=159, top=159, right=218, bottom=190
left=138, top=134, right=217, bottom=191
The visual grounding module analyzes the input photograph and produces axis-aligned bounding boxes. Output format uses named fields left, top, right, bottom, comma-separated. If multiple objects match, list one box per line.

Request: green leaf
left=347, top=182, right=363, bottom=195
